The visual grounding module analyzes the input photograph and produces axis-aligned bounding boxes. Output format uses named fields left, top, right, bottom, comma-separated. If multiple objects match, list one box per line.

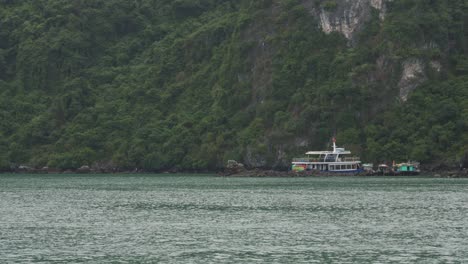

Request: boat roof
left=305, top=140, right=352, bottom=155
left=305, top=150, right=351, bottom=155
left=396, top=163, right=418, bottom=166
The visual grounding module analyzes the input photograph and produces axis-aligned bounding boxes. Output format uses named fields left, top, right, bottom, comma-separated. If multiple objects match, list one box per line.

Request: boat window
left=319, top=155, right=325, bottom=162
left=347, top=165, right=351, bottom=169
left=325, top=154, right=337, bottom=162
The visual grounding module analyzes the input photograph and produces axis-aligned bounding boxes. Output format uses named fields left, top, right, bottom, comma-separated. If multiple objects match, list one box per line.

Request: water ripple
left=0, top=175, right=467, bottom=263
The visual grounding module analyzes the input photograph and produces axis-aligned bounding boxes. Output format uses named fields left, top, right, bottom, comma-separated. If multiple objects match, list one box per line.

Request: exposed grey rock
left=430, top=60, right=442, bottom=72
left=226, top=160, right=245, bottom=169
left=223, top=160, right=247, bottom=175
left=309, top=0, right=392, bottom=41
left=295, top=138, right=309, bottom=147
left=274, top=146, right=287, bottom=168
left=244, top=147, right=267, bottom=168
left=398, top=58, right=427, bottom=101
left=461, top=152, right=468, bottom=169
left=77, top=165, right=91, bottom=173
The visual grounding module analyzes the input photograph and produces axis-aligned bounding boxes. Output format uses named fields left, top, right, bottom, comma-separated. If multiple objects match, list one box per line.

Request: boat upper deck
left=293, top=139, right=360, bottom=164
left=305, top=148, right=351, bottom=155
left=292, top=157, right=360, bottom=163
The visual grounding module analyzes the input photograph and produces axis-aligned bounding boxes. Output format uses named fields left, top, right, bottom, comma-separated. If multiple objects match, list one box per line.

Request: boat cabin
left=291, top=138, right=362, bottom=173
left=362, top=163, right=374, bottom=172
left=377, top=164, right=390, bottom=174
left=395, top=162, right=419, bottom=173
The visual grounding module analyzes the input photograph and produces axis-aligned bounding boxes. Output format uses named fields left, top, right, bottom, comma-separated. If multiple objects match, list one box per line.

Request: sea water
left=1, top=174, right=467, bottom=263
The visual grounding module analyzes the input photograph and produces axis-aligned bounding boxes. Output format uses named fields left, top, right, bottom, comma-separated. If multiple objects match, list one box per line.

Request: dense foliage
left=0, top=0, right=467, bottom=171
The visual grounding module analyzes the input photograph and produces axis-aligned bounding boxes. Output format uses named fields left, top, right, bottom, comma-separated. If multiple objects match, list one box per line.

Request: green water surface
left=1, top=174, right=467, bottom=263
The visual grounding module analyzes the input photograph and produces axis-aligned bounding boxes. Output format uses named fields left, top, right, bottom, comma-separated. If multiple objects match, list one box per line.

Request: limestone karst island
left=0, top=0, right=467, bottom=175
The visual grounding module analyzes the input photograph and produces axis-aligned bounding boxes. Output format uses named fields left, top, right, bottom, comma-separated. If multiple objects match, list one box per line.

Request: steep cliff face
left=0, top=0, right=466, bottom=171
left=311, top=0, right=391, bottom=41
left=240, top=0, right=462, bottom=168
left=308, top=0, right=430, bottom=102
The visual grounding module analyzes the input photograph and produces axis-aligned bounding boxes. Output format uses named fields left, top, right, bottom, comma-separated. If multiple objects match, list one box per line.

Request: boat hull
left=292, top=161, right=362, bottom=173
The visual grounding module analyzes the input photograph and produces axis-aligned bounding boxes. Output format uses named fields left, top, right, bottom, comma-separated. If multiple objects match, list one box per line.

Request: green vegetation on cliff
left=0, top=0, right=467, bottom=171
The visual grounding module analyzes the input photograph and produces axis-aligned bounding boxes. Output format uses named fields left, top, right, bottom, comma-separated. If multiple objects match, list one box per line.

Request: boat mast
left=332, top=137, right=336, bottom=153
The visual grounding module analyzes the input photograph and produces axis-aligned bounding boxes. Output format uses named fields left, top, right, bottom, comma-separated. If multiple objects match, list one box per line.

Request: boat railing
left=293, top=157, right=360, bottom=163
left=292, top=158, right=323, bottom=162
left=343, top=157, right=360, bottom=162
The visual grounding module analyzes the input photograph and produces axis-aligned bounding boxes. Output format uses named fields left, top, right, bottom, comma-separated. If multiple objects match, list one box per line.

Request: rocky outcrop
left=76, top=165, right=91, bottom=173
left=244, top=147, right=268, bottom=168
left=309, top=0, right=391, bottom=41
left=218, top=168, right=385, bottom=177
left=461, top=152, right=468, bottom=170
left=303, top=0, right=434, bottom=101
left=219, top=168, right=309, bottom=177
left=430, top=60, right=442, bottom=73
left=223, top=160, right=247, bottom=175
left=398, top=58, right=427, bottom=101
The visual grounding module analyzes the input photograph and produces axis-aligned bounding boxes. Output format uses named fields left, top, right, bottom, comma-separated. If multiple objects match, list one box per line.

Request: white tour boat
left=291, top=138, right=363, bottom=173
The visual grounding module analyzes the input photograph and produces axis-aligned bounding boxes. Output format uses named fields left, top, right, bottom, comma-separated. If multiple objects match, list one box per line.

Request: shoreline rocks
left=218, top=169, right=369, bottom=177
left=2, top=160, right=468, bottom=178
left=218, top=166, right=468, bottom=178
